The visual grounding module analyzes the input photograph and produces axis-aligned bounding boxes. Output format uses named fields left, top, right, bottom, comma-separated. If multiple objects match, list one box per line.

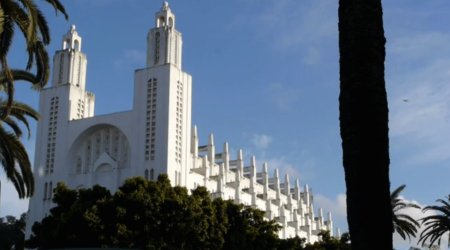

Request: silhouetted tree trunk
left=338, top=0, right=392, bottom=249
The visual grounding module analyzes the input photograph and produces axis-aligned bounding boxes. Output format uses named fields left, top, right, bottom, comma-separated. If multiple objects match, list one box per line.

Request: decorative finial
left=162, top=1, right=169, bottom=10
left=70, top=24, right=76, bottom=32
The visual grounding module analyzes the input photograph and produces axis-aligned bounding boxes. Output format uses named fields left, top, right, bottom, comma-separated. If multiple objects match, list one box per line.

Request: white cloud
left=315, top=193, right=347, bottom=218
left=251, top=133, right=272, bottom=150
left=315, top=193, right=347, bottom=236
left=388, top=30, right=450, bottom=166
left=389, top=60, right=450, bottom=165
left=114, top=49, right=146, bottom=69
left=264, top=156, right=300, bottom=178
left=390, top=32, right=450, bottom=62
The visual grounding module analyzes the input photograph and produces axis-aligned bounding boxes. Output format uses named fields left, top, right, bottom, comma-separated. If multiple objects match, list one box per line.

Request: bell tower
left=146, top=1, right=182, bottom=68
left=52, top=25, right=88, bottom=90
left=134, top=1, right=192, bottom=186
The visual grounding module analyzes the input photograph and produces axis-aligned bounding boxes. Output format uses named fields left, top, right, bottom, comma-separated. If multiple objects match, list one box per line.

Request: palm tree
left=0, top=0, right=68, bottom=118
left=0, top=99, right=39, bottom=198
left=338, top=0, right=392, bottom=249
left=0, top=0, right=67, bottom=199
left=391, top=185, right=420, bottom=240
left=419, top=195, right=450, bottom=247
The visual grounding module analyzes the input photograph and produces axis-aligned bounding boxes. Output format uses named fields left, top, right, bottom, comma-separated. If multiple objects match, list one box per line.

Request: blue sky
left=1, top=0, right=450, bottom=248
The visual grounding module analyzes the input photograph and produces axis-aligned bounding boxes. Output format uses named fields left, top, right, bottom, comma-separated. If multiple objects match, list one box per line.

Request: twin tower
left=26, top=2, right=334, bottom=242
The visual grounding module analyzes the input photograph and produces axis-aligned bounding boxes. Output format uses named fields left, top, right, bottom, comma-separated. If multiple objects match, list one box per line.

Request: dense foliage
left=0, top=213, right=26, bottom=250
left=27, top=175, right=281, bottom=249
left=26, top=175, right=349, bottom=250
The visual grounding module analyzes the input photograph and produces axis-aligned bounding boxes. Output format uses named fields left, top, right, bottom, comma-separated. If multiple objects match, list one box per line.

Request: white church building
left=26, top=2, right=334, bottom=242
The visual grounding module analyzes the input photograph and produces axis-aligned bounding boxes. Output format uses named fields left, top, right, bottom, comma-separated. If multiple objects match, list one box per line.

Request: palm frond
left=0, top=8, right=4, bottom=34
left=0, top=99, right=39, bottom=138
left=43, top=0, right=69, bottom=19
left=0, top=69, right=38, bottom=83
left=391, top=184, right=421, bottom=241
left=419, top=195, right=450, bottom=247
left=2, top=116, right=23, bottom=137
left=35, top=7, right=50, bottom=44
left=0, top=126, right=32, bottom=198
left=3, top=0, right=37, bottom=70
left=34, top=40, right=50, bottom=87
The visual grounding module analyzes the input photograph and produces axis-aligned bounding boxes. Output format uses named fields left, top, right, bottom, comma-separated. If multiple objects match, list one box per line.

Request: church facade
left=26, top=2, right=333, bottom=242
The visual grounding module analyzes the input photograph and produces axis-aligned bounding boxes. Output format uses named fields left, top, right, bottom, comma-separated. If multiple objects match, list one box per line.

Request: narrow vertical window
left=76, top=157, right=82, bottom=174
left=145, top=169, right=149, bottom=180
left=58, top=54, right=64, bottom=84
left=150, top=168, right=154, bottom=180
left=48, top=182, right=53, bottom=200
left=44, top=182, right=48, bottom=200
left=155, top=32, right=160, bottom=64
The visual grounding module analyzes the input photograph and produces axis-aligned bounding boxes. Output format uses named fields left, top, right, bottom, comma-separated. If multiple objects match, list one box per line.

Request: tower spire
left=52, top=25, right=87, bottom=89
left=62, top=24, right=82, bottom=51
left=147, top=2, right=182, bottom=68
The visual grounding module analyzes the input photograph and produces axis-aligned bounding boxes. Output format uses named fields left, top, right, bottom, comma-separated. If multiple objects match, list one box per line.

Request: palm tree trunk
left=338, top=0, right=392, bottom=249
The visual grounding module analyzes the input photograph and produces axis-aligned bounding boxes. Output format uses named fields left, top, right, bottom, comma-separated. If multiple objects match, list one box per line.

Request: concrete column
left=223, top=142, right=229, bottom=182
left=237, top=149, right=243, bottom=178
left=327, top=212, right=333, bottom=235
left=263, top=162, right=269, bottom=199
left=191, top=125, right=198, bottom=156
left=274, top=168, right=280, bottom=201
left=202, top=155, right=208, bottom=186
left=207, top=133, right=215, bottom=166
left=217, top=163, right=225, bottom=199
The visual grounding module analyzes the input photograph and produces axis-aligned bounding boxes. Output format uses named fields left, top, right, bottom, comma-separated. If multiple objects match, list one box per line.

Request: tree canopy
left=27, top=175, right=281, bottom=249
left=0, top=213, right=26, bottom=250
left=26, top=175, right=348, bottom=250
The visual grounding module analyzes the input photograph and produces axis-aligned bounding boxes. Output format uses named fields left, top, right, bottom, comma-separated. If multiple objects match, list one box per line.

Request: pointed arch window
left=150, top=168, right=154, bottom=180
left=145, top=169, right=149, bottom=180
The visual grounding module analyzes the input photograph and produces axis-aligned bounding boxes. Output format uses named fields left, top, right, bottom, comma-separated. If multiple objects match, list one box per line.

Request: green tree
left=277, top=236, right=306, bottom=250
left=27, top=175, right=283, bottom=250
left=0, top=213, right=26, bottom=250
left=419, top=195, right=450, bottom=247
left=276, top=231, right=351, bottom=250
left=304, top=231, right=351, bottom=250
left=0, top=99, right=38, bottom=198
left=222, top=200, right=280, bottom=250
left=391, top=185, right=420, bottom=241
left=338, top=0, right=392, bottom=249
left=0, top=0, right=68, bottom=117
left=26, top=182, right=111, bottom=248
